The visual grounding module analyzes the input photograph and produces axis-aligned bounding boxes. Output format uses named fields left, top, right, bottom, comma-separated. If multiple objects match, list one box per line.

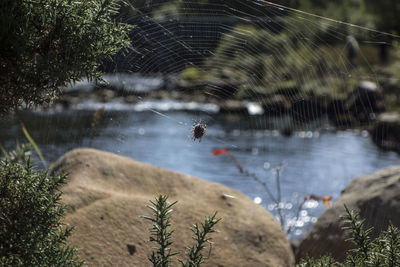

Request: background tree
left=0, top=0, right=131, bottom=112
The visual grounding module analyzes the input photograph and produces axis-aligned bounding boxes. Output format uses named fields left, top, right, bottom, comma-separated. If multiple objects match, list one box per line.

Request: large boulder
left=296, top=166, right=400, bottom=261
left=54, top=148, right=294, bottom=267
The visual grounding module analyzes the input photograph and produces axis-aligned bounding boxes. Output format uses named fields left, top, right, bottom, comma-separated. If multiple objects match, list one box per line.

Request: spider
left=191, top=121, right=207, bottom=142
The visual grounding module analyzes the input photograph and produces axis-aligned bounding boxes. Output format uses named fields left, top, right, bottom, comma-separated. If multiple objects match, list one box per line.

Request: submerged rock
left=54, top=148, right=294, bottom=267
left=296, top=166, right=400, bottom=262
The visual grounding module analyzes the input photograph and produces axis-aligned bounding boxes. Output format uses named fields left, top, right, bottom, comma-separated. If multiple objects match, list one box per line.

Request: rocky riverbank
left=58, top=75, right=386, bottom=124
left=53, top=74, right=400, bottom=153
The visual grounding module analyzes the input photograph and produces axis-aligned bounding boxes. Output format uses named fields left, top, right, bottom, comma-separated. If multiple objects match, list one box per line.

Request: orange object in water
left=321, top=196, right=333, bottom=208
left=212, top=149, right=230, bottom=156
left=305, top=195, right=333, bottom=208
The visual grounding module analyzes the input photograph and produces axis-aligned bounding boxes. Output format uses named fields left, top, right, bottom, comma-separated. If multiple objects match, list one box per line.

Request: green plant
left=0, top=0, right=131, bottom=112
left=142, top=195, right=220, bottom=267
left=179, top=212, right=219, bottom=267
left=0, top=124, right=47, bottom=167
left=142, top=195, right=178, bottom=267
left=297, top=205, right=400, bottom=266
left=342, top=205, right=372, bottom=263
left=0, top=155, right=82, bottom=266
left=0, top=141, right=32, bottom=164
left=296, top=255, right=337, bottom=267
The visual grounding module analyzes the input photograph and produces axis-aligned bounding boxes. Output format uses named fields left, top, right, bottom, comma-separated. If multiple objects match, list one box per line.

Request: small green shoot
left=142, top=195, right=178, bottom=267
left=142, top=195, right=220, bottom=267
left=179, top=212, right=221, bottom=267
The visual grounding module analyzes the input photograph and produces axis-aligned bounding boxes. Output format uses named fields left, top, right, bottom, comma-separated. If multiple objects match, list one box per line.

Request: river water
left=1, top=101, right=399, bottom=239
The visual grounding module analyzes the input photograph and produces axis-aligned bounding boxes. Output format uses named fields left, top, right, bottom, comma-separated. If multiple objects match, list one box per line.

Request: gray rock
left=344, top=81, right=385, bottom=122
left=370, top=112, right=400, bottom=153
left=328, top=81, right=386, bottom=127
left=296, top=166, right=400, bottom=261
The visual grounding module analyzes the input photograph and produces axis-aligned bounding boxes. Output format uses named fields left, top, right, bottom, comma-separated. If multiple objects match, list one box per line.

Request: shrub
left=0, top=157, right=82, bottom=266
left=0, top=0, right=131, bottom=112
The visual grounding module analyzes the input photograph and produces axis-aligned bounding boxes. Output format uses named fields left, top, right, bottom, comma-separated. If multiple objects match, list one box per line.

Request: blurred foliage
left=141, top=0, right=399, bottom=100
left=151, top=0, right=180, bottom=21
left=204, top=21, right=359, bottom=99
left=364, top=0, right=400, bottom=34
left=145, top=0, right=400, bottom=101
left=148, top=0, right=398, bottom=33
left=181, top=67, right=205, bottom=81
left=294, top=0, right=375, bottom=31
left=276, top=0, right=399, bottom=35
left=151, top=0, right=290, bottom=18
left=384, top=42, right=400, bottom=112
left=113, top=0, right=400, bottom=105
left=203, top=0, right=400, bottom=99
left=0, top=0, right=131, bottom=112
left=0, top=157, right=82, bottom=266
left=386, top=42, right=400, bottom=77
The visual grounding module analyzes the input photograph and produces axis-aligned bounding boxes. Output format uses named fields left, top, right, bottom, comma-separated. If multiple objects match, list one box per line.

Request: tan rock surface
left=296, top=166, right=400, bottom=261
left=54, top=148, right=294, bottom=266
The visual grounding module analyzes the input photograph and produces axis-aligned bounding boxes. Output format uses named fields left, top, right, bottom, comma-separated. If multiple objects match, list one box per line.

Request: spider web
left=1, top=0, right=400, bottom=240
left=101, top=0, right=400, bottom=239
